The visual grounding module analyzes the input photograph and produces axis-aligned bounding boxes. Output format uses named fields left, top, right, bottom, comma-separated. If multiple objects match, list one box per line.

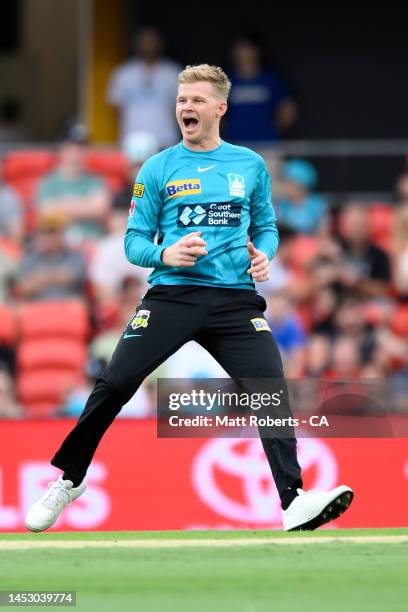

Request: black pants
left=51, top=286, right=302, bottom=500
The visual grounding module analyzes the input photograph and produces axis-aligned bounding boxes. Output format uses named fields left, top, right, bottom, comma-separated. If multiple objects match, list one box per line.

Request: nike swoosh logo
left=197, top=165, right=216, bottom=173
left=123, top=333, right=142, bottom=339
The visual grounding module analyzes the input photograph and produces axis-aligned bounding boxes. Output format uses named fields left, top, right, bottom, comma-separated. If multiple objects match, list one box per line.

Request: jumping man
left=26, top=64, right=353, bottom=532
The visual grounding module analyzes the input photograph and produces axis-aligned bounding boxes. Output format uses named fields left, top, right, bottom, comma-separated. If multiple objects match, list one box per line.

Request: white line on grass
left=0, top=535, right=407, bottom=550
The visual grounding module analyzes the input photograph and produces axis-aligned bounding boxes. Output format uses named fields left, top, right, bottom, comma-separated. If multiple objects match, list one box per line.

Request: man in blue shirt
left=26, top=64, right=353, bottom=533
left=227, top=38, right=297, bottom=143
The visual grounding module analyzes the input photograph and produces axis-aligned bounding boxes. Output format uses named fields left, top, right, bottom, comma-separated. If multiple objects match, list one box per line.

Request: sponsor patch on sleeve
left=251, top=317, right=271, bottom=332
left=133, top=182, right=145, bottom=198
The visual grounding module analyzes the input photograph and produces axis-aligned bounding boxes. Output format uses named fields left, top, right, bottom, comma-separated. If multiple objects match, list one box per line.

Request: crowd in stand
left=1, top=26, right=408, bottom=419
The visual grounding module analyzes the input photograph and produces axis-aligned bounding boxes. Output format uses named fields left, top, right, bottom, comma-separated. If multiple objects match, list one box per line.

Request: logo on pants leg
left=131, top=310, right=151, bottom=330
left=251, top=317, right=271, bottom=332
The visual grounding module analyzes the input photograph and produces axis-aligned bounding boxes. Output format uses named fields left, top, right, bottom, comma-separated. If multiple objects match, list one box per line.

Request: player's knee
left=102, top=367, right=139, bottom=396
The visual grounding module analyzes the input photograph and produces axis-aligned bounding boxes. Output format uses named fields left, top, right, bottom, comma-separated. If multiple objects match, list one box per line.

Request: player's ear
left=217, top=101, right=228, bottom=118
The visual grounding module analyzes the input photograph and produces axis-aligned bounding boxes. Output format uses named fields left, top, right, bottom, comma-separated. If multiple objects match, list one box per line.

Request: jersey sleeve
left=248, top=160, right=279, bottom=260
left=124, top=158, right=166, bottom=269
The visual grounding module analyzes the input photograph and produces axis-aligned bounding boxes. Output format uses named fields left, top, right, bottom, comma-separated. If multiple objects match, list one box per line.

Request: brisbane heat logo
left=191, top=438, right=338, bottom=527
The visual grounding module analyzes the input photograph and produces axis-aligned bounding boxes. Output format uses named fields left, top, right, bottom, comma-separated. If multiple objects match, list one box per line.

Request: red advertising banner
left=0, top=419, right=407, bottom=532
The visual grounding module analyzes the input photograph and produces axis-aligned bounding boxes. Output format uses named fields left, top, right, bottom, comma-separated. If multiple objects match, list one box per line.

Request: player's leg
left=196, top=289, right=302, bottom=505
left=196, top=289, right=354, bottom=530
left=25, top=286, right=205, bottom=531
left=51, top=286, right=205, bottom=482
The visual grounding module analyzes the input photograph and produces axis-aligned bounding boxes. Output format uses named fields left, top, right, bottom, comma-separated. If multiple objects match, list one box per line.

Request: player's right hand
left=162, top=231, right=208, bottom=267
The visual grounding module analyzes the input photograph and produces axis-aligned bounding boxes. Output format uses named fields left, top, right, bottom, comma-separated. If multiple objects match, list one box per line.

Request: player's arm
left=124, top=162, right=208, bottom=268
left=124, top=161, right=167, bottom=268
left=247, top=161, right=279, bottom=281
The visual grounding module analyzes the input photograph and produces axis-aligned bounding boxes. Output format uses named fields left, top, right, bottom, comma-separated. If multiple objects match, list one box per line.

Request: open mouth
left=182, top=116, right=199, bottom=130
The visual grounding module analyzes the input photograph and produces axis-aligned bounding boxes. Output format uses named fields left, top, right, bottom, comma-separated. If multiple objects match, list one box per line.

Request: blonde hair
left=178, top=64, right=231, bottom=100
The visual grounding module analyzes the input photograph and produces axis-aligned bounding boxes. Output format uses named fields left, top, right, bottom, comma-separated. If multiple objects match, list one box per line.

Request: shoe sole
left=288, top=489, right=354, bottom=531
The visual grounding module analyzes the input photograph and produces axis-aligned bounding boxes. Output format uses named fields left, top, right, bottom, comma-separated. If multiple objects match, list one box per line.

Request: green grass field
left=1, top=529, right=407, bottom=612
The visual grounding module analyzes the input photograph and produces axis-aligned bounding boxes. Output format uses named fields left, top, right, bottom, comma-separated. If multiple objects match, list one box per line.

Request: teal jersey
left=125, top=139, right=279, bottom=289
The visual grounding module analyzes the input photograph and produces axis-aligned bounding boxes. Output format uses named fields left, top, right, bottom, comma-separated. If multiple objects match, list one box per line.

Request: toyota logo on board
left=191, top=438, right=338, bottom=526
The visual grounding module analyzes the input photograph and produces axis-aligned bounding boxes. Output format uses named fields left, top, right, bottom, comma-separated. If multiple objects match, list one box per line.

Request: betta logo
left=166, top=179, right=202, bottom=199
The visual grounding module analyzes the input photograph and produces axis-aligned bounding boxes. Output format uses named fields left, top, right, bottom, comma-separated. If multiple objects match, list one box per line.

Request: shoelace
left=43, top=480, right=71, bottom=509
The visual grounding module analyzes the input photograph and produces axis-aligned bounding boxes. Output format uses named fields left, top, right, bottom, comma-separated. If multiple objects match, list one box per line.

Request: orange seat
left=391, top=305, right=408, bottom=336
left=84, top=150, right=127, bottom=193
left=0, top=305, right=17, bottom=345
left=369, top=204, right=395, bottom=252
left=18, top=338, right=87, bottom=371
left=17, top=369, right=83, bottom=407
left=19, top=301, right=90, bottom=340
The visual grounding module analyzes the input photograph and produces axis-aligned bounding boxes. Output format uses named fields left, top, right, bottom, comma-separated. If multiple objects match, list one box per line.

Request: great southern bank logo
left=178, top=202, right=242, bottom=227
left=166, top=178, right=202, bottom=199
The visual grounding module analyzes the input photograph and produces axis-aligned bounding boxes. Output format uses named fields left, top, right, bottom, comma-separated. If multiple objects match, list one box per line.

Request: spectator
left=226, top=37, right=297, bottom=144
left=107, top=26, right=181, bottom=147
left=304, top=334, right=331, bottom=377
left=265, top=293, right=306, bottom=376
left=334, top=296, right=377, bottom=364
left=89, top=209, right=150, bottom=304
left=37, top=134, right=110, bottom=242
left=113, top=130, right=159, bottom=212
left=338, top=203, right=391, bottom=298
left=0, top=367, right=23, bottom=419
left=275, top=159, right=328, bottom=235
left=328, top=335, right=361, bottom=379
left=0, top=159, right=24, bottom=242
left=309, top=287, right=337, bottom=336
left=15, top=212, right=86, bottom=301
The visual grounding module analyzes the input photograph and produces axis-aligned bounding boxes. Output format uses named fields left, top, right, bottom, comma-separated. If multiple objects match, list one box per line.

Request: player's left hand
left=247, top=241, right=270, bottom=281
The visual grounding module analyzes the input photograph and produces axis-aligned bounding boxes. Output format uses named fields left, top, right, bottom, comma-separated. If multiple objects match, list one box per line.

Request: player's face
left=176, top=81, right=227, bottom=145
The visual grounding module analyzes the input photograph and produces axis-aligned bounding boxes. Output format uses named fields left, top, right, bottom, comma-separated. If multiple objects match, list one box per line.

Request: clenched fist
left=162, top=231, right=208, bottom=267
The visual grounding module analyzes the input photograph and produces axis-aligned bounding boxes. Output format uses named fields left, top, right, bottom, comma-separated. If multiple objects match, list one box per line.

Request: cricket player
left=26, top=65, right=353, bottom=532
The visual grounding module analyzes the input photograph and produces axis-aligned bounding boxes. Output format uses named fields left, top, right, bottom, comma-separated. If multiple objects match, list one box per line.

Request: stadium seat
left=369, top=204, right=395, bottom=252
left=84, top=150, right=128, bottom=193
left=390, top=305, right=408, bottom=336
left=3, top=150, right=56, bottom=181
left=18, top=338, right=87, bottom=371
left=19, top=301, right=90, bottom=340
left=2, top=150, right=57, bottom=232
left=17, top=369, right=84, bottom=409
left=0, top=304, right=17, bottom=345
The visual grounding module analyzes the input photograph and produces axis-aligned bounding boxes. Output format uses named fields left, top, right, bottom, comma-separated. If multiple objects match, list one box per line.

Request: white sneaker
left=282, top=485, right=354, bottom=531
left=25, top=475, right=87, bottom=532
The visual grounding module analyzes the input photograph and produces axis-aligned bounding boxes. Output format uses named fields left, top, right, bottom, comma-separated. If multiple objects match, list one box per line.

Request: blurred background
left=1, top=0, right=408, bottom=532
left=1, top=1, right=408, bottom=420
